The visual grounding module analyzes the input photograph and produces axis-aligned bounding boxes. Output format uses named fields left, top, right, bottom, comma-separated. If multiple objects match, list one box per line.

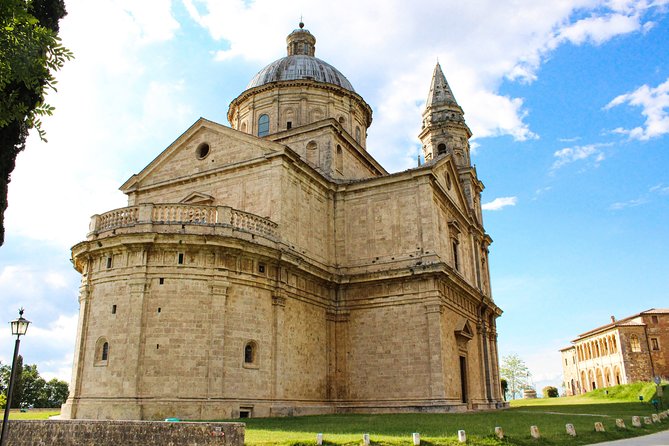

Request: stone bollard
left=644, top=416, right=652, bottom=425
left=616, top=418, right=626, bottom=429
left=458, top=430, right=467, bottom=443
left=363, top=433, right=370, bottom=445
left=594, top=422, right=605, bottom=432
left=412, top=432, right=420, bottom=445
left=632, top=416, right=642, bottom=427
left=565, top=423, right=576, bottom=436
left=652, top=413, right=660, bottom=423
left=316, top=433, right=323, bottom=445
left=530, top=425, right=541, bottom=439
left=494, top=426, right=504, bottom=439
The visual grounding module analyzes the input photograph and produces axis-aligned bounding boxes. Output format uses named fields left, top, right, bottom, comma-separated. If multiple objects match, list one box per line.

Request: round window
left=196, top=142, right=210, bottom=159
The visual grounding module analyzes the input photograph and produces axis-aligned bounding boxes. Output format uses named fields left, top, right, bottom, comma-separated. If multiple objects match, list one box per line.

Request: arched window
left=95, top=337, right=109, bottom=366
left=438, top=143, right=447, bottom=155
left=355, top=126, right=361, bottom=144
left=630, top=335, right=641, bottom=352
left=241, top=122, right=247, bottom=133
left=258, top=114, right=270, bottom=137
left=243, top=341, right=258, bottom=366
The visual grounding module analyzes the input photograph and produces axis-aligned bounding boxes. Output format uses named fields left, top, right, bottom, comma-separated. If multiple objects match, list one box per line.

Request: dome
left=247, top=55, right=355, bottom=92
left=246, top=23, right=355, bottom=92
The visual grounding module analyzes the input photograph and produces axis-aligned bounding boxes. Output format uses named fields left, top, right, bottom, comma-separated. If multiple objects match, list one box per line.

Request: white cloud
left=556, top=13, right=641, bottom=46
left=610, top=197, right=649, bottom=210
left=482, top=196, right=518, bottom=211
left=551, top=144, right=607, bottom=170
left=605, top=78, right=669, bottom=140
left=650, top=183, right=669, bottom=195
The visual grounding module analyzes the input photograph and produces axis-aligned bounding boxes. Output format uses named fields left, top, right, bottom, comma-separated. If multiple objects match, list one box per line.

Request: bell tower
left=418, top=63, right=472, bottom=168
left=419, top=63, right=483, bottom=220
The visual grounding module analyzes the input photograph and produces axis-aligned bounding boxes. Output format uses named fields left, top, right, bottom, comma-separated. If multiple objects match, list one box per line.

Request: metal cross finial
left=299, top=15, right=304, bottom=28
left=18, top=307, right=24, bottom=317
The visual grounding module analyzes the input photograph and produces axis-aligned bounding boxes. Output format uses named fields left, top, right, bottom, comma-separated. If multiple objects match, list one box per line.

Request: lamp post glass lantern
left=1, top=308, right=31, bottom=446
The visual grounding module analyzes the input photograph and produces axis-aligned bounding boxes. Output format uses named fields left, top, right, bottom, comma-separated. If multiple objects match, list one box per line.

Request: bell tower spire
left=418, top=63, right=472, bottom=167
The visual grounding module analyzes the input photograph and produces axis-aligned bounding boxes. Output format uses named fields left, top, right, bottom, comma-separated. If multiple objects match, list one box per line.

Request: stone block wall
left=2, top=420, right=244, bottom=446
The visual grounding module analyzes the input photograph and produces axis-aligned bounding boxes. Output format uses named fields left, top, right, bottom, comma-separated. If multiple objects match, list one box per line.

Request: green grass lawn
left=6, top=408, right=59, bottom=420
left=235, top=384, right=669, bottom=446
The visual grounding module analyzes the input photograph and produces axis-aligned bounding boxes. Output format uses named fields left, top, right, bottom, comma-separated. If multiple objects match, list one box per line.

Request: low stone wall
left=2, top=420, right=244, bottom=446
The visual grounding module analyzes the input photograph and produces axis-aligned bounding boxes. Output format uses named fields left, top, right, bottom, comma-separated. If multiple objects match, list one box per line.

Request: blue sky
left=1, top=0, right=668, bottom=395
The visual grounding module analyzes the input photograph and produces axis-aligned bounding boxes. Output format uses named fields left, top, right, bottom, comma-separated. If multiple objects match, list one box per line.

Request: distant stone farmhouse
left=560, top=309, right=669, bottom=395
left=61, top=23, right=504, bottom=420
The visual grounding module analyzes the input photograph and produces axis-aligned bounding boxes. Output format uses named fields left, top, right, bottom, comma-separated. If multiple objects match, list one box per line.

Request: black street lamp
left=0, top=309, right=31, bottom=446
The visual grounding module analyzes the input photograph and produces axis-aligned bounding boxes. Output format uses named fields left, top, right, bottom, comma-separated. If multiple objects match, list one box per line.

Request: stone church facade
left=560, top=309, right=669, bottom=396
left=61, top=24, right=504, bottom=420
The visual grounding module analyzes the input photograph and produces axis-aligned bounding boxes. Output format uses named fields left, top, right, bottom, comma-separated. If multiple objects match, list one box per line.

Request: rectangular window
left=651, top=338, right=660, bottom=350
left=651, top=315, right=659, bottom=324
left=178, top=253, right=184, bottom=265
left=159, top=278, right=164, bottom=285
left=106, top=256, right=112, bottom=269
left=258, top=263, right=266, bottom=273
left=112, top=304, right=117, bottom=314
left=286, top=121, right=292, bottom=130
left=452, top=241, right=460, bottom=271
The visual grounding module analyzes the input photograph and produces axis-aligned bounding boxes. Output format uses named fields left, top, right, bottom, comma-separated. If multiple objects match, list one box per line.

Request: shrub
left=543, top=386, right=559, bottom=398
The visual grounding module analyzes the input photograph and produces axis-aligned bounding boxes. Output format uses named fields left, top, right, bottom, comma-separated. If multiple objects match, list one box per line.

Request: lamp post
left=0, top=308, right=31, bottom=446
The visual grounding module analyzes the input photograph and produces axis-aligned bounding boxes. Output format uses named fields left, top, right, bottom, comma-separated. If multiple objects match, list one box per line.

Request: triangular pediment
left=430, top=156, right=470, bottom=217
left=180, top=192, right=214, bottom=205
left=454, top=318, right=474, bottom=341
left=121, top=118, right=284, bottom=193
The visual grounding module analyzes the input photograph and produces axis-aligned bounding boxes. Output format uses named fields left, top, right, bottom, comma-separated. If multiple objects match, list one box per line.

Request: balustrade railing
left=90, top=204, right=277, bottom=239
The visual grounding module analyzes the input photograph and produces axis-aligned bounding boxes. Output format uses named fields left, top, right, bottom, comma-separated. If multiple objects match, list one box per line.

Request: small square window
left=286, top=121, right=292, bottom=130
left=258, top=263, right=266, bottom=273
left=651, top=315, right=659, bottom=324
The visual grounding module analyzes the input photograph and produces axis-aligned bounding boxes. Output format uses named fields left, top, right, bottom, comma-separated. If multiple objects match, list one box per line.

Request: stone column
left=425, top=303, right=446, bottom=399
left=207, top=281, right=229, bottom=398
left=128, top=279, right=149, bottom=418
left=271, top=293, right=286, bottom=399
left=326, top=309, right=349, bottom=401
left=489, top=329, right=501, bottom=401
left=478, top=307, right=492, bottom=402
left=61, top=278, right=92, bottom=419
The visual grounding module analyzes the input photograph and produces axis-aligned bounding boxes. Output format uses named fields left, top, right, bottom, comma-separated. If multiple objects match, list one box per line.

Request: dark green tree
left=542, top=385, right=559, bottom=398
left=0, top=358, right=68, bottom=408
left=0, top=0, right=72, bottom=245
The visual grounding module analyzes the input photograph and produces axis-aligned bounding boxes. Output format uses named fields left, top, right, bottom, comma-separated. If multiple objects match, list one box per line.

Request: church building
left=62, top=23, right=504, bottom=420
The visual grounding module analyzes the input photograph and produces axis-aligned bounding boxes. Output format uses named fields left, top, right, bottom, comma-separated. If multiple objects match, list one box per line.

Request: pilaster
left=425, top=303, right=446, bottom=399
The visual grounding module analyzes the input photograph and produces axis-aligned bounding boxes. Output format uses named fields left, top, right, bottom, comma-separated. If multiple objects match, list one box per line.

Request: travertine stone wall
left=2, top=420, right=243, bottom=446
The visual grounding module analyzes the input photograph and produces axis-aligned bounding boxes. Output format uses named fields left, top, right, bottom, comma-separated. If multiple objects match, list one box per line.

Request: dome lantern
left=287, top=22, right=316, bottom=57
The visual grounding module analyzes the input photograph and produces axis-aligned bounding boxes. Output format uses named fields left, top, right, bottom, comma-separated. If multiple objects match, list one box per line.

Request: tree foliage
left=0, top=0, right=72, bottom=245
left=0, top=356, right=69, bottom=408
left=500, top=353, right=530, bottom=400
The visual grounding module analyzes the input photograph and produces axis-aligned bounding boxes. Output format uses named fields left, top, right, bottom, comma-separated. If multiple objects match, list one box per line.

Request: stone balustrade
left=89, top=203, right=278, bottom=239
